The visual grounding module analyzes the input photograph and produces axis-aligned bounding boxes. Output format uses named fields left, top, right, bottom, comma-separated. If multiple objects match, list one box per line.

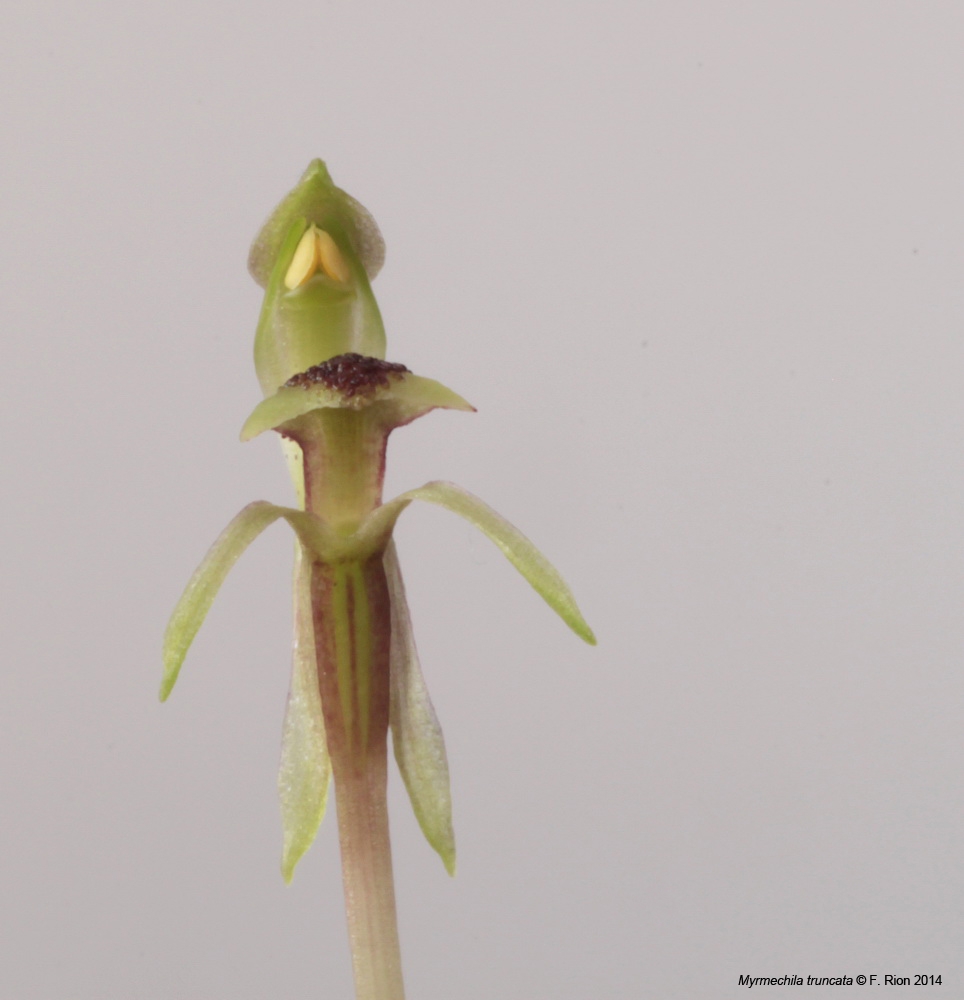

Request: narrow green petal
left=161, top=499, right=345, bottom=702
left=384, top=542, right=456, bottom=875
left=161, top=502, right=291, bottom=701
left=382, top=481, right=596, bottom=645
left=279, top=544, right=331, bottom=883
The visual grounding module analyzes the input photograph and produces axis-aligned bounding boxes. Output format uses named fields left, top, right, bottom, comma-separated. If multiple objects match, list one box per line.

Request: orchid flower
left=161, top=160, right=595, bottom=1000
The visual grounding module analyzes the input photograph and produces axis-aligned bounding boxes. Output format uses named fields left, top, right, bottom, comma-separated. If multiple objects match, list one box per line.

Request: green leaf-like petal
left=161, top=499, right=350, bottom=701
left=369, top=482, right=596, bottom=645
left=248, top=159, right=385, bottom=287
left=241, top=381, right=343, bottom=440
left=384, top=542, right=456, bottom=875
left=279, top=544, right=331, bottom=883
left=240, top=373, right=474, bottom=442
left=161, top=502, right=292, bottom=701
left=250, top=162, right=388, bottom=393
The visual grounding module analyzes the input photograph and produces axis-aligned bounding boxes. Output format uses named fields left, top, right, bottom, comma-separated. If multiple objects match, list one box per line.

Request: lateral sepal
left=384, top=542, right=456, bottom=875
left=359, top=481, right=596, bottom=645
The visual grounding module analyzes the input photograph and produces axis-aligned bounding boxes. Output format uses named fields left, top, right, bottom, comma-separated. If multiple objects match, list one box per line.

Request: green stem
left=311, top=555, right=405, bottom=1000
left=332, top=744, right=405, bottom=1000
left=292, top=403, right=404, bottom=998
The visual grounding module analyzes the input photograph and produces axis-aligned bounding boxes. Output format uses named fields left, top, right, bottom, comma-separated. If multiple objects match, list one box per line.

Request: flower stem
left=333, top=744, right=405, bottom=1000
left=311, top=556, right=405, bottom=1000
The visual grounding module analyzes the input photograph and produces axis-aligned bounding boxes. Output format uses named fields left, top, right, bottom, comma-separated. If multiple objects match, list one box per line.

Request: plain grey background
left=2, top=2, right=962, bottom=998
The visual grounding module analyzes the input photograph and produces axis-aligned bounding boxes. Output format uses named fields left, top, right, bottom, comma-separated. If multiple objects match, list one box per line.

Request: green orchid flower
left=162, top=161, right=595, bottom=1000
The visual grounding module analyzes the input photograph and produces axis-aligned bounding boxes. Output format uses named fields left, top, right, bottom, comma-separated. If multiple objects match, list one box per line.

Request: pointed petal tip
left=301, top=158, right=332, bottom=185
left=281, top=857, right=296, bottom=884
left=159, top=649, right=181, bottom=701
left=240, top=388, right=315, bottom=441
left=281, top=837, right=314, bottom=884
left=567, top=612, right=597, bottom=645
left=390, top=375, right=476, bottom=425
left=562, top=608, right=596, bottom=645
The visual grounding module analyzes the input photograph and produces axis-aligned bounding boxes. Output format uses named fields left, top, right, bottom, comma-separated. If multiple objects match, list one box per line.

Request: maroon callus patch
left=285, top=354, right=410, bottom=398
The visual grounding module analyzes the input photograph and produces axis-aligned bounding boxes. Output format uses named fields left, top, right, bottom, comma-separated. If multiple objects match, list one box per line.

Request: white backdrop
left=1, top=3, right=962, bottom=998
